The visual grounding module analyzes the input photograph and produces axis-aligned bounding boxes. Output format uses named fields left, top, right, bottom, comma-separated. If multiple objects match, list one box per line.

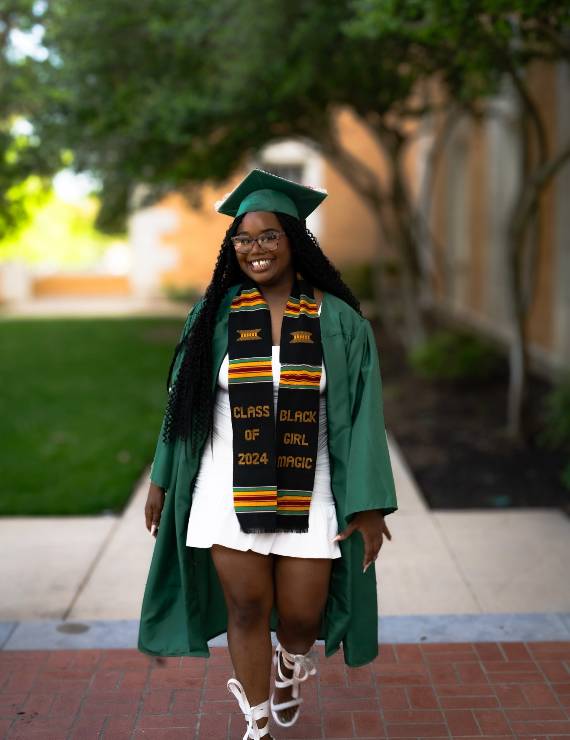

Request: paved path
left=1, top=642, right=570, bottom=739
left=1, top=433, right=570, bottom=738
left=0, top=297, right=187, bottom=318
left=1, top=436, right=569, bottom=633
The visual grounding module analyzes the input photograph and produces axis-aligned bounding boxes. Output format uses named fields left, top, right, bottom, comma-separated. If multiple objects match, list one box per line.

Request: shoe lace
left=278, top=646, right=317, bottom=685
left=227, top=677, right=269, bottom=740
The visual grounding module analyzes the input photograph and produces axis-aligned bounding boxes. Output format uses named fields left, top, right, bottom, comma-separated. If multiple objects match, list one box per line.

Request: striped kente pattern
left=277, top=489, right=312, bottom=515
left=233, top=486, right=277, bottom=513
left=284, top=294, right=319, bottom=318
left=231, top=288, right=267, bottom=312
left=233, top=490, right=312, bottom=516
left=279, top=363, right=321, bottom=390
left=228, top=357, right=272, bottom=385
left=228, top=278, right=321, bottom=531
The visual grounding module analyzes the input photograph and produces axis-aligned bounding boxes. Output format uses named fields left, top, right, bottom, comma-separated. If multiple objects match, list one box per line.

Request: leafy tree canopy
left=10, top=0, right=570, bottom=236
left=34, top=0, right=425, bottom=231
left=1, top=1, right=58, bottom=240
left=346, top=0, right=570, bottom=104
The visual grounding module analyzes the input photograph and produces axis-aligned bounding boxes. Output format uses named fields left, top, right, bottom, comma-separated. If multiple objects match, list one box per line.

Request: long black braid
left=161, top=211, right=361, bottom=450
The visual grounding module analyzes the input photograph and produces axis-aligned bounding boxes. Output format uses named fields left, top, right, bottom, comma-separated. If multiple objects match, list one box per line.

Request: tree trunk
left=319, top=126, right=405, bottom=339
left=504, top=76, right=570, bottom=439
left=382, top=131, right=427, bottom=349
left=321, top=114, right=434, bottom=349
left=369, top=212, right=405, bottom=337
left=416, top=106, right=463, bottom=310
left=505, top=222, right=530, bottom=441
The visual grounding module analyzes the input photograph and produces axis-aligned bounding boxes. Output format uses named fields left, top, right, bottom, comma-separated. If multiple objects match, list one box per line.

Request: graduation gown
left=138, top=284, right=398, bottom=667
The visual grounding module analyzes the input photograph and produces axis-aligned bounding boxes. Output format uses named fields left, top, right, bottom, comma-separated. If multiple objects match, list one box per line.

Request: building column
left=554, top=62, right=570, bottom=371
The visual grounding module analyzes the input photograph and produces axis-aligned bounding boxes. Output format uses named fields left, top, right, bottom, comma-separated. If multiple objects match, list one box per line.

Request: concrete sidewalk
left=0, top=296, right=188, bottom=319
left=1, top=435, right=569, bottom=650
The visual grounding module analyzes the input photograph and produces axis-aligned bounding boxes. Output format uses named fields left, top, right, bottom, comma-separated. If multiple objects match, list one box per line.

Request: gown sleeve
left=149, top=300, right=203, bottom=489
left=344, top=318, right=398, bottom=520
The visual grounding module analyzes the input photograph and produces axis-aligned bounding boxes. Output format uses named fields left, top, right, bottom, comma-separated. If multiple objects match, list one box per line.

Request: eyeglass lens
left=232, top=232, right=281, bottom=252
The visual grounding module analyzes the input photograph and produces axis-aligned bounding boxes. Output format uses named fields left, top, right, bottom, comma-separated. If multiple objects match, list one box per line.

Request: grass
left=0, top=316, right=186, bottom=515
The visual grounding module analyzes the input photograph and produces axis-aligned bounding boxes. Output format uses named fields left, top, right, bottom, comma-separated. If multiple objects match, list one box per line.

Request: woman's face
left=234, top=211, right=294, bottom=290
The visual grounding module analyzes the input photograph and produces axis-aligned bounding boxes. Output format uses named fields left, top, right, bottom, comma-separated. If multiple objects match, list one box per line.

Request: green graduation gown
left=138, top=284, right=397, bottom=667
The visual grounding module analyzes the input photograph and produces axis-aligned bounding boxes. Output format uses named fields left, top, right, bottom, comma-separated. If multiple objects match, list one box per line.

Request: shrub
left=539, top=376, right=570, bottom=449
left=562, top=464, right=570, bottom=491
left=539, top=376, right=570, bottom=491
left=408, top=329, right=503, bottom=383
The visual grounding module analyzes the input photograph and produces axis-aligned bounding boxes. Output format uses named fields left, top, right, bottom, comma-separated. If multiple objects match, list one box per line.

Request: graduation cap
left=215, top=169, right=327, bottom=220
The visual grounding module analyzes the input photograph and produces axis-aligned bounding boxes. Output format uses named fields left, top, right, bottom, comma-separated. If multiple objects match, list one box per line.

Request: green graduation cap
left=215, top=169, right=327, bottom=220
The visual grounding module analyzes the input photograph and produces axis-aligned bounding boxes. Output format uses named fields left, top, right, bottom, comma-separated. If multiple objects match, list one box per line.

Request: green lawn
left=0, top=316, right=186, bottom=515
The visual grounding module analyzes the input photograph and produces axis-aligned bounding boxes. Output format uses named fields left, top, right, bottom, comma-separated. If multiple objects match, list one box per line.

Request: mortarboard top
left=215, top=169, right=327, bottom=220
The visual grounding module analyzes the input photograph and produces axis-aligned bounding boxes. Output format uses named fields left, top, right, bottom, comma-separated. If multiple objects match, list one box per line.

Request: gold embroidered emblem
left=237, top=328, right=262, bottom=341
left=290, top=330, right=313, bottom=344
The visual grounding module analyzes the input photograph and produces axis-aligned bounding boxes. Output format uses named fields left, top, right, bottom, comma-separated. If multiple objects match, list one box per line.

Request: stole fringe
left=240, top=527, right=310, bottom=535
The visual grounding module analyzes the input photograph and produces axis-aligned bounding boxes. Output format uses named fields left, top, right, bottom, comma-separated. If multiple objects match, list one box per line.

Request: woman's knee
left=278, top=610, right=322, bottom=640
left=227, top=594, right=272, bottom=631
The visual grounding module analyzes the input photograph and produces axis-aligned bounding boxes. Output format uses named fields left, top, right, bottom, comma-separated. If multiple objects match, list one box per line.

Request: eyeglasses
left=231, top=230, right=285, bottom=253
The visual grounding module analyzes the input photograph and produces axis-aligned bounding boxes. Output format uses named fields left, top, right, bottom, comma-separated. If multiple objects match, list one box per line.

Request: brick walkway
left=1, top=642, right=569, bottom=739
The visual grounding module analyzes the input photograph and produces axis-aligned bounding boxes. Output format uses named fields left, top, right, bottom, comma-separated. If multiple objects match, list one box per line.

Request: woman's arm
left=333, top=510, right=392, bottom=573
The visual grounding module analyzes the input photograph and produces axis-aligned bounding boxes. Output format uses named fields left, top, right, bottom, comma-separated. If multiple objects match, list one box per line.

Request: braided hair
left=162, top=211, right=361, bottom=450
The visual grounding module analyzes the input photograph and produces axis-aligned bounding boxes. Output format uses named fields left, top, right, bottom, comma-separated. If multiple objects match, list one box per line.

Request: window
left=261, top=163, right=304, bottom=184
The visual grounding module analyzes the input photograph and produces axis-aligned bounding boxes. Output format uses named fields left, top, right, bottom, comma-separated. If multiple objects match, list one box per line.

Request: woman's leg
left=211, top=545, right=274, bottom=731
left=272, top=556, right=332, bottom=723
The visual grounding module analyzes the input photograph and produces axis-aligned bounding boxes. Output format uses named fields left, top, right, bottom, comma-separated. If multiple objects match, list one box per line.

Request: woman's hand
left=145, top=483, right=166, bottom=537
left=333, top=510, right=392, bottom=573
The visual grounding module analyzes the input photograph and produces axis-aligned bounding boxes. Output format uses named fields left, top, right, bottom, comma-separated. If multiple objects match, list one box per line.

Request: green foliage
left=0, top=171, right=48, bottom=242
left=538, top=376, right=570, bottom=492
left=346, top=0, right=570, bottom=104
left=0, top=316, right=183, bottom=515
left=5, top=0, right=570, bottom=237
left=1, top=190, right=117, bottom=267
left=539, top=376, right=570, bottom=450
left=28, top=0, right=423, bottom=229
left=409, top=329, right=503, bottom=382
left=1, top=3, right=60, bottom=239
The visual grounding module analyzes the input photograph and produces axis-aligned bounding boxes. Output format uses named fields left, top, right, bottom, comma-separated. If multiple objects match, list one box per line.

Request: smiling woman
left=138, top=169, right=398, bottom=740
left=233, top=212, right=293, bottom=304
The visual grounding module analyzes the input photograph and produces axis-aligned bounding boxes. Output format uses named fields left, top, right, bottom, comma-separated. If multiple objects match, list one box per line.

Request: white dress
left=186, top=308, right=341, bottom=559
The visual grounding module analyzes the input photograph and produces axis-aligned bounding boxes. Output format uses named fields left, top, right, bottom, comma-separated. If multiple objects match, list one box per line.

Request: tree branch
left=319, top=119, right=385, bottom=211
left=479, top=17, right=549, bottom=165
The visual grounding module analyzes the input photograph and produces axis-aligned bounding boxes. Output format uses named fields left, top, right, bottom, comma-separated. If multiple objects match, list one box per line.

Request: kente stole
left=227, top=278, right=322, bottom=533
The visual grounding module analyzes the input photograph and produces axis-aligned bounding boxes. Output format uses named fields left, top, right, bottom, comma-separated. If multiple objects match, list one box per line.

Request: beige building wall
left=554, top=63, right=570, bottom=368
left=131, top=109, right=391, bottom=296
left=320, top=110, right=387, bottom=266
left=466, top=120, right=487, bottom=316
left=427, top=61, right=567, bottom=373
left=159, top=182, right=241, bottom=291
left=32, top=275, right=130, bottom=297
left=431, top=110, right=449, bottom=303
left=124, top=63, right=567, bottom=372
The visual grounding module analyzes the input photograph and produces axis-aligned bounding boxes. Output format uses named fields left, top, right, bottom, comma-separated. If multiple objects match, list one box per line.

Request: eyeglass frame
left=230, top=230, right=285, bottom=253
